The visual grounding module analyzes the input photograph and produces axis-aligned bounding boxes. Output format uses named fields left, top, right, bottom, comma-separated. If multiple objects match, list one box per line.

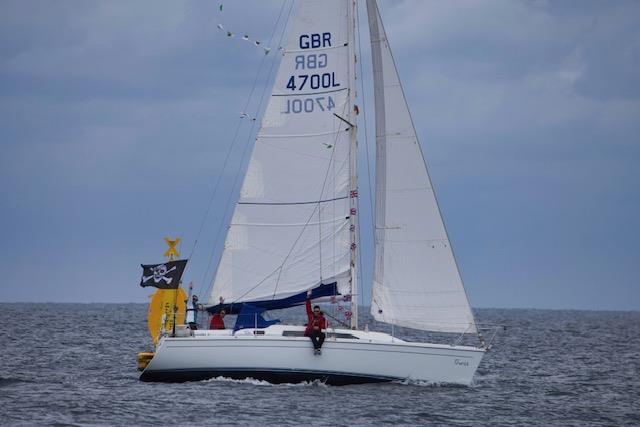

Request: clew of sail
left=210, top=0, right=353, bottom=305
left=367, top=0, right=477, bottom=334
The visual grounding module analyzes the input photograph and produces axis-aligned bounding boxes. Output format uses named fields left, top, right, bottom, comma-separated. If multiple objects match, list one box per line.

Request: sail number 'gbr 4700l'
left=282, top=32, right=340, bottom=115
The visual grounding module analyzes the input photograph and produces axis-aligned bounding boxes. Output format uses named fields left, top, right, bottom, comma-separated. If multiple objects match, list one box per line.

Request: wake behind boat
left=138, top=0, right=495, bottom=386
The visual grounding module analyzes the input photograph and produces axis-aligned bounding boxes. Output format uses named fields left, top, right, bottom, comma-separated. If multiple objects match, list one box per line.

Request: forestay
left=210, top=0, right=353, bottom=305
left=367, top=0, right=477, bottom=333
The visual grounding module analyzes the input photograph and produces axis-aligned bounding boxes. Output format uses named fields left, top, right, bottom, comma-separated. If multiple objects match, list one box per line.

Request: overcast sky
left=1, top=0, right=638, bottom=310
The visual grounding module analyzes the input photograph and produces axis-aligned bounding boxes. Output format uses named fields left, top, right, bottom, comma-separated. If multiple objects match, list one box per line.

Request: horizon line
left=0, top=301, right=638, bottom=313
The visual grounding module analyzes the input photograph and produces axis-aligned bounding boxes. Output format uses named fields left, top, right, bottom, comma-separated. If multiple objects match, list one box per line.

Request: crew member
left=185, top=283, right=199, bottom=330
left=305, top=290, right=327, bottom=355
left=210, top=309, right=226, bottom=330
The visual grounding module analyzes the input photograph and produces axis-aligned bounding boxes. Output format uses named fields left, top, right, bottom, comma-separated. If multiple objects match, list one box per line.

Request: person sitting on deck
left=209, top=309, right=226, bottom=330
left=305, top=290, right=327, bottom=355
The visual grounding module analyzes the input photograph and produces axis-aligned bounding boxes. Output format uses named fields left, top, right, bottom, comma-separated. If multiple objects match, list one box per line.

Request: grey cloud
left=1, top=1, right=638, bottom=309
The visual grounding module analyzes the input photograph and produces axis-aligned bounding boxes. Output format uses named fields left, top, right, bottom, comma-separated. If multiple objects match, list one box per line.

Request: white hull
left=141, top=325, right=484, bottom=386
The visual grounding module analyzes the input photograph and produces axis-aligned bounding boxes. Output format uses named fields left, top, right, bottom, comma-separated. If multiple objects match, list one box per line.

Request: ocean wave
left=0, top=377, right=31, bottom=387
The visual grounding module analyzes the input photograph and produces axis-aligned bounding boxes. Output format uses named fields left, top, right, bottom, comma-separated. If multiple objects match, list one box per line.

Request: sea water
left=0, top=304, right=638, bottom=426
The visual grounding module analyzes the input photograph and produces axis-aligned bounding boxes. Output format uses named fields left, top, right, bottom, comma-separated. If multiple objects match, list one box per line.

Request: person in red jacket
left=209, top=309, right=226, bottom=330
left=305, top=290, right=327, bottom=355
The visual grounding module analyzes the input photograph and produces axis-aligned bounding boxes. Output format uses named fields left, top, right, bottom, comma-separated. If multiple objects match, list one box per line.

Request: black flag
left=139, top=259, right=188, bottom=289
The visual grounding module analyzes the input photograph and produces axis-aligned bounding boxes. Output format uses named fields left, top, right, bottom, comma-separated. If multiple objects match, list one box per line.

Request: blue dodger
left=206, top=282, right=339, bottom=330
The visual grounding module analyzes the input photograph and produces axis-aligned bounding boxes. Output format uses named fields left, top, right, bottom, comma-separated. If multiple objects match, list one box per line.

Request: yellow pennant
left=163, top=236, right=181, bottom=260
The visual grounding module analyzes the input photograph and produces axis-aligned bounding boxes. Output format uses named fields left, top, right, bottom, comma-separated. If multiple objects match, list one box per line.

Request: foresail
left=367, top=0, right=477, bottom=333
left=210, top=1, right=353, bottom=305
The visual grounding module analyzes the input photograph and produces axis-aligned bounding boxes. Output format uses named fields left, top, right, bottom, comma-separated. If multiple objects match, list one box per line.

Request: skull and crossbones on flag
left=139, top=259, right=188, bottom=289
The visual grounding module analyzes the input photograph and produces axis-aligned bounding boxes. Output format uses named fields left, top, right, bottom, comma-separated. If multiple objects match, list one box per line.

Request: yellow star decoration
left=163, top=237, right=181, bottom=260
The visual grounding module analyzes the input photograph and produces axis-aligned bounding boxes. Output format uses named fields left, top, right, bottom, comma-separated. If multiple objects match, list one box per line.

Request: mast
left=348, top=0, right=358, bottom=330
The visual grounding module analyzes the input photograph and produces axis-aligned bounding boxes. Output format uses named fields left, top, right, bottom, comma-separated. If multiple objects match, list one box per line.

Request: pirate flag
left=139, top=259, right=188, bottom=289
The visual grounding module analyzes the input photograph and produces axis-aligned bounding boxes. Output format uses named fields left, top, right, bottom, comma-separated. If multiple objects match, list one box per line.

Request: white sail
left=210, top=0, right=354, bottom=305
left=367, top=1, right=477, bottom=333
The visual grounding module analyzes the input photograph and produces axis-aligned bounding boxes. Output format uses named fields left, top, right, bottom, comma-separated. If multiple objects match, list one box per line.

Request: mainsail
left=210, top=0, right=355, bottom=305
left=367, top=0, right=477, bottom=333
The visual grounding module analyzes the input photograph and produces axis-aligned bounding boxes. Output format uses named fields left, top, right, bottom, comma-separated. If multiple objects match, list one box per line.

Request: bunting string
left=216, top=23, right=273, bottom=55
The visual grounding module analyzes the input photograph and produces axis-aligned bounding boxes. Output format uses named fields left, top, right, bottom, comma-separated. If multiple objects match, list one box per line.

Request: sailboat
left=140, top=0, right=491, bottom=386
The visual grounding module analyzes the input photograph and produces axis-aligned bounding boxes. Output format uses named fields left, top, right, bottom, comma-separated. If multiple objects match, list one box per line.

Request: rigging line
left=226, top=265, right=283, bottom=305
left=201, top=42, right=285, bottom=300
left=345, top=0, right=358, bottom=330
left=324, top=311, right=350, bottom=329
left=356, top=0, right=376, bottom=255
left=271, top=100, right=350, bottom=299
left=331, top=115, right=337, bottom=290
left=194, top=0, right=293, bottom=298
left=359, top=1, right=383, bottom=319
left=222, top=230, right=352, bottom=303
left=258, top=127, right=348, bottom=138
left=318, top=189, right=322, bottom=286
left=187, top=58, right=265, bottom=265
left=355, top=0, right=371, bottom=316
left=284, top=41, right=349, bottom=54
left=201, top=0, right=296, bottom=300
left=271, top=87, right=348, bottom=97
left=188, top=0, right=288, bottom=267
left=271, top=134, right=337, bottom=298
left=194, top=4, right=288, bottom=300
left=231, top=217, right=348, bottom=227
left=238, top=196, right=348, bottom=206
left=356, top=191, right=364, bottom=311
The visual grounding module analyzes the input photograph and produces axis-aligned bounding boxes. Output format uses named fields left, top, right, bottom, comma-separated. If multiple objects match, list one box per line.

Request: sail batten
left=272, top=88, right=348, bottom=97
left=367, top=0, right=477, bottom=334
